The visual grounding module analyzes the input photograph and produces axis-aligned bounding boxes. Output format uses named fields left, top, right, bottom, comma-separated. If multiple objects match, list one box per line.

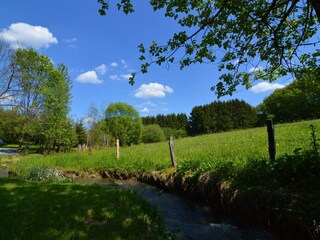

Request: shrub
left=28, top=167, right=66, bottom=181
left=142, top=124, right=166, bottom=143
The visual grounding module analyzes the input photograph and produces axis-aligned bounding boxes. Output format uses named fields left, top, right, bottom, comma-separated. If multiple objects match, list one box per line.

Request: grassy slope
left=8, top=119, right=320, bottom=175
left=0, top=178, right=168, bottom=240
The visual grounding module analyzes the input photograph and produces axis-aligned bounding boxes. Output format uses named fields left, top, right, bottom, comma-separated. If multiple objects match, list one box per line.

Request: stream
left=0, top=168, right=276, bottom=239
left=0, top=148, right=19, bottom=156
left=74, top=178, right=276, bottom=240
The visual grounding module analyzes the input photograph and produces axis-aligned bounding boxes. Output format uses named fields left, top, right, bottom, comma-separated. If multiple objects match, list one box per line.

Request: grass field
left=7, top=119, right=320, bottom=177
left=0, top=178, right=168, bottom=240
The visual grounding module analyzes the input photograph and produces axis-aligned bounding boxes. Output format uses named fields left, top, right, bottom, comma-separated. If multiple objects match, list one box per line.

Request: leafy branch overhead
left=98, top=0, right=320, bottom=97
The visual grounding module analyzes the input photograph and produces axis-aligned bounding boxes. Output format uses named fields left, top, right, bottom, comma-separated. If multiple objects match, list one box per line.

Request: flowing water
left=74, top=178, right=276, bottom=240
left=0, top=148, right=19, bottom=156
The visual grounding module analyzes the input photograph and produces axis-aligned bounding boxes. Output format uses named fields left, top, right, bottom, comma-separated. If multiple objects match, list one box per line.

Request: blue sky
left=1, top=1, right=292, bottom=120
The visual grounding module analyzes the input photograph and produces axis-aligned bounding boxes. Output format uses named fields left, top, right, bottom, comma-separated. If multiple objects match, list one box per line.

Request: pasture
left=8, top=119, right=320, bottom=177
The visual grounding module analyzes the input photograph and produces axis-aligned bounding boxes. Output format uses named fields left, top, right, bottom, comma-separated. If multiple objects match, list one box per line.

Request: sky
left=0, top=0, right=293, bottom=120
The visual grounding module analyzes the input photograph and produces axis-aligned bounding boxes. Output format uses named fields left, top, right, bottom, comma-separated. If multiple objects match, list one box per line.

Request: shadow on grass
left=0, top=178, right=167, bottom=240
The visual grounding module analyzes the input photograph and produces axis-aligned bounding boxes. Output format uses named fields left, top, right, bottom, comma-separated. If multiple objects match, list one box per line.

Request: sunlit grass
left=8, top=119, right=320, bottom=176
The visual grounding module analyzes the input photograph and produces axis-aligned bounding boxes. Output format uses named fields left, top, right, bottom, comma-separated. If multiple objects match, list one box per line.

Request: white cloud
left=135, top=83, right=173, bottom=98
left=64, top=37, right=77, bottom=49
left=136, top=101, right=157, bottom=110
left=1, top=22, right=58, bottom=49
left=121, top=59, right=128, bottom=68
left=64, top=37, right=77, bottom=43
left=140, top=107, right=150, bottom=113
left=248, top=66, right=263, bottom=73
left=110, top=62, right=118, bottom=67
left=250, top=82, right=286, bottom=93
left=95, top=64, right=107, bottom=75
left=109, top=75, right=119, bottom=80
left=76, top=71, right=103, bottom=84
left=121, top=74, right=132, bottom=80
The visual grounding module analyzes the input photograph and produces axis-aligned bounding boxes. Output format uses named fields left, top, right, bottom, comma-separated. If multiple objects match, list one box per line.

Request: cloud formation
left=140, top=107, right=150, bottom=113
left=76, top=71, right=103, bottom=84
left=135, top=83, right=173, bottom=98
left=1, top=22, right=58, bottom=49
left=120, top=74, right=132, bottom=80
left=250, top=82, right=285, bottom=93
left=109, top=75, right=119, bottom=80
left=121, top=59, right=128, bottom=68
left=64, top=37, right=77, bottom=43
left=95, top=64, right=107, bottom=75
left=110, top=62, right=118, bottom=67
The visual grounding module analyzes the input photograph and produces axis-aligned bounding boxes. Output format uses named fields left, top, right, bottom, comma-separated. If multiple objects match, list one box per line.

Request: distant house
left=0, top=139, right=3, bottom=147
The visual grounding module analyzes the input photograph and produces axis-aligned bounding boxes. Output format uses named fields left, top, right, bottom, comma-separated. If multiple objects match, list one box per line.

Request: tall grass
left=9, top=119, right=320, bottom=177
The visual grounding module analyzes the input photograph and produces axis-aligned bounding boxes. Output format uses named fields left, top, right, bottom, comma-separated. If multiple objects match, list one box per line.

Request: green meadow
left=9, top=119, right=320, bottom=177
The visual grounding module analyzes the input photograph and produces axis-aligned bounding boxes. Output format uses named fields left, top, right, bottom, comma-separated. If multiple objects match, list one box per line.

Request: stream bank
left=74, top=177, right=275, bottom=240
left=93, top=169, right=313, bottom=240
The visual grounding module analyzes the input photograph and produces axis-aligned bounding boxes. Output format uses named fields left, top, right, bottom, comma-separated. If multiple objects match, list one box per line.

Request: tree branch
left=310, top=0, right=320, bottom=23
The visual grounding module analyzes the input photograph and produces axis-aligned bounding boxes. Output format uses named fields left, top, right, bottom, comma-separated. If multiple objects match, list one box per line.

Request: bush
left=28, top=167, right=66, bottom=181
left=142, top=124, right=166, bottom=143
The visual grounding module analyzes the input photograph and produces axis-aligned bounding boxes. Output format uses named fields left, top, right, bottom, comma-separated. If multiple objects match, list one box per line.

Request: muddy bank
left=88, top=169, right=314, bottom=240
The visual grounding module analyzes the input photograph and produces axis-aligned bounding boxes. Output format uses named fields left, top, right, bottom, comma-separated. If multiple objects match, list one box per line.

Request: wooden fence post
left=267, top=119, right=276, bottom=161
left=169, top=137, right=177, bottom=167
left=116, top=138, right=120, bottom=159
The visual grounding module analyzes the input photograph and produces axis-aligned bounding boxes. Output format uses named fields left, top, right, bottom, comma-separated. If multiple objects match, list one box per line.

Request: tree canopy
left=98, top=0, right=320, bottom=97
left=105, top=102, right=142, bottom=146
left=258, top=69, right=320, bottom=123
left=188, top=99, right=257, bottom=135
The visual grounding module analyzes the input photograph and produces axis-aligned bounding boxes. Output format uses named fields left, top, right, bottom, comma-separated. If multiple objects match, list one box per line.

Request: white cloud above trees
left=135, top=83, right=173, bottom=98
left=1, top=22, right=58, bottom=49
left=140, top=107, right=150, bottom=113
left=76, top=71, right=103, bottom=84
left=250, top=82, right=286, bottom=93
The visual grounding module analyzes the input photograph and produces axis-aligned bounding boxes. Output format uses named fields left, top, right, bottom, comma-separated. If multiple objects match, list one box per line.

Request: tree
left=188, top=99, right=257, bottom=135
left=142, top=124, right=166, bottom=143
left=75, top=120, right=87, bottom=145
left=40, top=64, right=73, bottom=152
left=85, top=104, right=101, bottom=147
left=105, top=102, right=142, bottom=146
left=6, top=49, right=75, bottom=152
left=258, top=70, right=320, bottom=123
left=0, top=38, right=18, bottom=106
left=0, top=107, right=20, bottom=143
left=98, top=1, right=320, bottom=97
left=12, top=48, right=53, bottom=147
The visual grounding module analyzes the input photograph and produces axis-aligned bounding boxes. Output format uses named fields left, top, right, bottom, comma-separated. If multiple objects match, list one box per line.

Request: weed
left=27, top=167, right=67, bottom=182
